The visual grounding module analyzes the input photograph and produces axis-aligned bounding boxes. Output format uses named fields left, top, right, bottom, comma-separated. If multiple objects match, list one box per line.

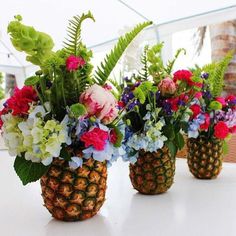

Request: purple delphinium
left=201, top=72, right=209, bottom=79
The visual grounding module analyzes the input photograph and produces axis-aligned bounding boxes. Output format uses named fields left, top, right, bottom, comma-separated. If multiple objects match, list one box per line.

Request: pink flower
left=158, top=77, right=177, bottom=96
left=66, top=55, right=86, bottom=71
left=194, top=92, right=202, bottom=99
left=79, top=84, right=118, bottom=124
left=215, top=97, right=226, bottom=107
left=214, top=121, right=229, bottom=139
left=80, top=127, right=108, bottom=151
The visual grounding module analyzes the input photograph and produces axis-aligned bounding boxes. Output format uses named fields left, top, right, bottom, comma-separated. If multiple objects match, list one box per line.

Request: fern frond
left=64, top=11, right=95, bottom=55
left=139, top=45, right=149, bottom=80
left=94, top=21, right=152, bottom=85
left=165, top=48, right=186, bottom=74
left=211, top=51, right=233, bottom=97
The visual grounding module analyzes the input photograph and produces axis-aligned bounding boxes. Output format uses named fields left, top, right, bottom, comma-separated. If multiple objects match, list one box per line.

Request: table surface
left=1, top=151, right=236, bottom=236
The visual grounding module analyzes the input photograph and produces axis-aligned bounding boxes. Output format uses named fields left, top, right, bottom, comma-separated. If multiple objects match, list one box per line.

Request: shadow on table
left=45, top=214, right=112, bottom=236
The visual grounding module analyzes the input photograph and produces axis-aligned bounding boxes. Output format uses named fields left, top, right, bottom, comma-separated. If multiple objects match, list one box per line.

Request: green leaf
left=165, top=141, right=177, bottom=158
left=163, top=124, right=175, bottom=140
left=133, top=87, right=145, bottom=104
left=24, top=76, right=39, bottom=86
left=64, top=11, right=95, bottom=56
left=209, top=101, right=222, bottom=111
left=14, top=155, right=50, bottom=185
left=70, top=103, right=87, bottom=118
left=223, top=140, right=229, bottom=155
left=94, top=21, right=152, bottom=85
left=175, top=132, right=185, bottom=150
left=113, top=127, right=124, bottom=148
left=60, top=146, right=71, bottom=161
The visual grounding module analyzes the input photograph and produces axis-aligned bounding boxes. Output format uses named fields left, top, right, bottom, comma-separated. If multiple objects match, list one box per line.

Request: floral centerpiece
left=117, top=43, right=202, bottom=194
left=187, top=52, right=236, bottom=179
left=0, top=13, right=151, bottom=221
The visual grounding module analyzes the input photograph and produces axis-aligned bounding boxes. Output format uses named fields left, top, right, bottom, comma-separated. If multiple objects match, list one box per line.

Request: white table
left=1, top=150, right=236, bottom=236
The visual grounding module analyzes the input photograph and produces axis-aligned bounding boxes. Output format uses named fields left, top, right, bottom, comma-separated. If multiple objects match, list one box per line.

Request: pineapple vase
left=187, top=136, right=223, bottom=179
left=129, top=146, right=175, bottom=195
left=41, top=158, right=107, bottom=221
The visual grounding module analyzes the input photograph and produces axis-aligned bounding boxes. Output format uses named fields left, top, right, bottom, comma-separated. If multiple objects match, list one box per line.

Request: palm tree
left=194, top=20, right=236, bottom=94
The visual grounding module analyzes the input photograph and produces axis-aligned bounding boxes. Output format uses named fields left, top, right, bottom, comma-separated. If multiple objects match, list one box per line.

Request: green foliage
left=8, top=15, right=54, bottom=66
left=24, top=76, right=39, bottom=86
left=64, top=11, right=95, bottom=56
left=147, top=43, right=166, bottom=82
left=14, top=155, right=49, bottom=185
left=69, top=103, right=87, bottom=118
left=165, top=48, right=186, bottom=75
left=112, top=126, right=124, bottom=148
left=133, top=81, right=153, bottom=104
left=165, top=140, right=177, bottom=158
left=211, top=52, right=233, bottom=97
left=209, top=101, right=222, bottom=110
left=175, top=132, right=185, bottom=150
left=0, top=73, right=5, bottom=100
left=222, top=140, right=229, bottom=155
left=139, top=45, right=149, bottom=80
left=94, top=21, right=152, bottom=85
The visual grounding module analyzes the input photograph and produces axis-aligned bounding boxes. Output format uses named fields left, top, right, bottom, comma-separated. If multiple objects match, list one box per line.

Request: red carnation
left=173, top=69, right=202, bottom=88
left=190, top=104, right=201, bottom=118
left=7, top=86, right=37, bottom=116
left=200, top=113, right=210, bottom=131
left=109, top=129, right=118, bottom=144
left=173, top=70, right=192, bottom=84
left=66, top=55, right=86, bottom=71
left=80, top=127, right=109, bottom=151
left=214, top=121, right=229, bottom=139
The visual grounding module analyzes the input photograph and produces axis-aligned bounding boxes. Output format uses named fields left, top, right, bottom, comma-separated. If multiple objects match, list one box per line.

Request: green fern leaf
left=94, top=21, right=152, bottom=85
left=211, top=51, right=233, bottom=97
left=64, top=11, right=95, bottom=56
left=165, top=48, right=186, bottom=74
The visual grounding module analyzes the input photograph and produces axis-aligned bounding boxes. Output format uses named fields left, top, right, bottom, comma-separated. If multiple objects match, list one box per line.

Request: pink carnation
left=80, top=127, right=108, bottom=151
left=215, top=97, right=226, bottom=107
left=158, top=77, right=177, bottom=96
left=79, top=84, right=118, bottom=124
left=66, top=55, right=86, bottom=71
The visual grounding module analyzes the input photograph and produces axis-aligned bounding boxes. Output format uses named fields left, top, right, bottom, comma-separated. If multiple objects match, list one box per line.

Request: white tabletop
left=1, top=150, right=236, bottom=236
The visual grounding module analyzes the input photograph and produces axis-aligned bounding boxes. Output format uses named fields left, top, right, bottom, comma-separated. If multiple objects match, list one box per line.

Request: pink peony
left=80, top=127, right=109, bottom=151
left=158, top=77, right=177, bottom=96
left=79, top=84, right=118, bottom=124
left=66, top=55, right=86, bottom=71
left=215, top=97, right=226, bottom=107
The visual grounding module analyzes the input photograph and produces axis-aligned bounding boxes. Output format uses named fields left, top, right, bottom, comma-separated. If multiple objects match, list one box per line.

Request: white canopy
left=0, top=0, right=236, bottom=85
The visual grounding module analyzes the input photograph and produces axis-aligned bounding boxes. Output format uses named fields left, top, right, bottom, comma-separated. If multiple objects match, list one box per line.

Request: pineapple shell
left=187, top=136, right=223, bottom=179
left=129, top=146, right=175, bottom=195
left=41, top=158, right=107, bottom=221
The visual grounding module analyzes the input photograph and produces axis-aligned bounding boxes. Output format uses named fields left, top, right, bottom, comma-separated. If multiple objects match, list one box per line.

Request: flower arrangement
left=0, top=14, right=151, bottom=185
left=187, top=52, right=236, bottom=146
left=119, top=44, right=202, bottom=163
left=186, top=52, right=236, bottom=179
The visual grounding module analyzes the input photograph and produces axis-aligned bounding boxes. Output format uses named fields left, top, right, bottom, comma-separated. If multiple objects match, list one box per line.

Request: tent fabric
left=0, top=0, right=236, bottom=75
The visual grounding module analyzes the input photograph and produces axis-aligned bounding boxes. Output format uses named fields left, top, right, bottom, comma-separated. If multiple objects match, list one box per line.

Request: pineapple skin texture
left=40, top=158, right=107, bottom=221
left=187, top=137, right=223, bottom=179
left=129, top=146, right=175, bottom=195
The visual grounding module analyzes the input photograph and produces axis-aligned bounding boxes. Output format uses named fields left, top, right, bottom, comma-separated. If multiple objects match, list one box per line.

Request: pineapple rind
left=41, top=158, right=107, bottom=221
left=187, top=136, right=223, bottom=179
left=129, top=146, right=175, bottom=195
